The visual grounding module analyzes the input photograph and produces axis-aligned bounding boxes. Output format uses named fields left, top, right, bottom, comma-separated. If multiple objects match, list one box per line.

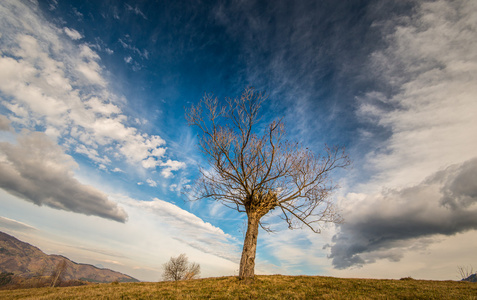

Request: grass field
left=0, top=275, right=476, bottom=299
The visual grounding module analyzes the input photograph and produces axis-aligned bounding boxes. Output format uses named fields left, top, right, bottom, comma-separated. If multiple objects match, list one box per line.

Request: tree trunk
left=238, top=213, right=260, bottom=280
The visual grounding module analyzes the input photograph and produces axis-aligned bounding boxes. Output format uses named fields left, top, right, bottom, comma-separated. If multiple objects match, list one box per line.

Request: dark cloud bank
left=329, top=158, right=477, bottom=269
left=0, top=128, right=127, bottom=223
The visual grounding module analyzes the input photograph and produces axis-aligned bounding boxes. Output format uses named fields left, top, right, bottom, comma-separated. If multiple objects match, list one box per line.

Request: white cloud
left=141, top=157, right=158, bottom=169
left=75, top=144, right=111, bottom=165
left=85, top=97, right=121, bottom=116
left=77, top=45, right=106, bottom=86
left=0, top=41, right=70, bottom=124
left=169, top=178, right=191, bottom=195
left=146, top=179, right=157, bottom=187
left=121, top=135, right=166, bottom=166
left=0, top=0, right=183, bottom=177
left=63, top=27, right=83, bottom=40
left=160, top=159, right=186, bottom=178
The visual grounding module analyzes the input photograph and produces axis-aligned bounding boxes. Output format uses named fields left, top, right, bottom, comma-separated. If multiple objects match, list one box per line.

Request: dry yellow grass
left=1, top=275, right=476, bottom=299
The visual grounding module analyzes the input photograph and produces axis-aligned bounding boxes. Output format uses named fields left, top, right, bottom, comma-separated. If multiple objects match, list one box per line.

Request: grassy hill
left=1, top=275, right=476, bottom=299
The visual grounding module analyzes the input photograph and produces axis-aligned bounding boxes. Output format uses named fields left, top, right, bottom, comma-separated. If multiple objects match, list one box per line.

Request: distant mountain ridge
left=463, top=274, right=477, bottom=283
left=0, top=231, right=138, bottom=283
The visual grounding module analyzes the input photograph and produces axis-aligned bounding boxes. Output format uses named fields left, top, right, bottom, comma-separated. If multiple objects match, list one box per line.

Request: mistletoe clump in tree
left=186, top=88, right=350, bottom=280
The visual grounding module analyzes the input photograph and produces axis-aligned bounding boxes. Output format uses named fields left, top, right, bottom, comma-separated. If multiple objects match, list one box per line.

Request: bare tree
left=51, top=259, right=67, bottom=287
left=457, top=265, right=474, bottom=280
left=162, top=254, right=200, bottom=281
left=186, top=87, right=350, bottom=280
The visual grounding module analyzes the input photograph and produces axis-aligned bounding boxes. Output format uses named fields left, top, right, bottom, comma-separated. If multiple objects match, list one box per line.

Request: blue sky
left=1, top=0, right=476, bottom=281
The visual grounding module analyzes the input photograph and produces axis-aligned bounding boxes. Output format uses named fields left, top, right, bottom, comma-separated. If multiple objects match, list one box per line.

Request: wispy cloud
left=331, top=0, right=477, bottom=269
left=47, top=0, right=58, bottom=11
left=72, top=7, right=83, bottom=19
left=124, top=3, right=147, bottom=20
left=63, top=27, right=82, bottom=40
left=0, top=216, right=37, bottom=232
left=169, top=178, right=191, bottom=195
left=118, top=37, right=149, bottom=59
left=112, top=167, right=124, bottom=173
left=211, top=1, right=370, bottom=146
left=129, top=198, right=240, bottom=262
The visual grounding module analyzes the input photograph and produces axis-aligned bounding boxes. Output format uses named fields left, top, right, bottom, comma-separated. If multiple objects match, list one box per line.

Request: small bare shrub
left=400, top=277, right=414, bottom=281
left=458, top=265, right=475, bottom=281
left=162, top=254, right=200, bottom=281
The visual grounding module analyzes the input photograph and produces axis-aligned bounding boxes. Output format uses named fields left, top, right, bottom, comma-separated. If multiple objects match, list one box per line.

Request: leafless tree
left=51, top=259, right=67, bottom=287
left=162, top=253, right=200, bottom=281
left=186, top=87, right=350, bottom=280
left=457, top=265, right=474, bottom=280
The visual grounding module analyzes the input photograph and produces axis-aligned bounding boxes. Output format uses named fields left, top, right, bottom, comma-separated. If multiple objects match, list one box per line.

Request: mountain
left=0, top=231, right=138, bottom=283
left=463, top=274, right=477, bottom=283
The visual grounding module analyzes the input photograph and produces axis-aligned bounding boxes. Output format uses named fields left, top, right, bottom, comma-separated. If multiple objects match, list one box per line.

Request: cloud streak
left=0, top=216, right=37, bottom=232
left=129, top=198, right=240, bottom=262
left=63, top=27, right=82, bottom=40
left=211, top=1, right=379, bottom=146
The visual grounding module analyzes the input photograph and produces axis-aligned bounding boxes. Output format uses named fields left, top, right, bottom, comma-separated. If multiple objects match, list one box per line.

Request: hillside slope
left=0, top=231, right=138, bottom=283
left=463, top=273, right=477, bottom=282
left=1, top=275, right=476, bottom=299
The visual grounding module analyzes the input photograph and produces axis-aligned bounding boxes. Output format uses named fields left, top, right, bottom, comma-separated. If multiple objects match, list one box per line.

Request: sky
left=0, top=0, right=476, bottom=282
